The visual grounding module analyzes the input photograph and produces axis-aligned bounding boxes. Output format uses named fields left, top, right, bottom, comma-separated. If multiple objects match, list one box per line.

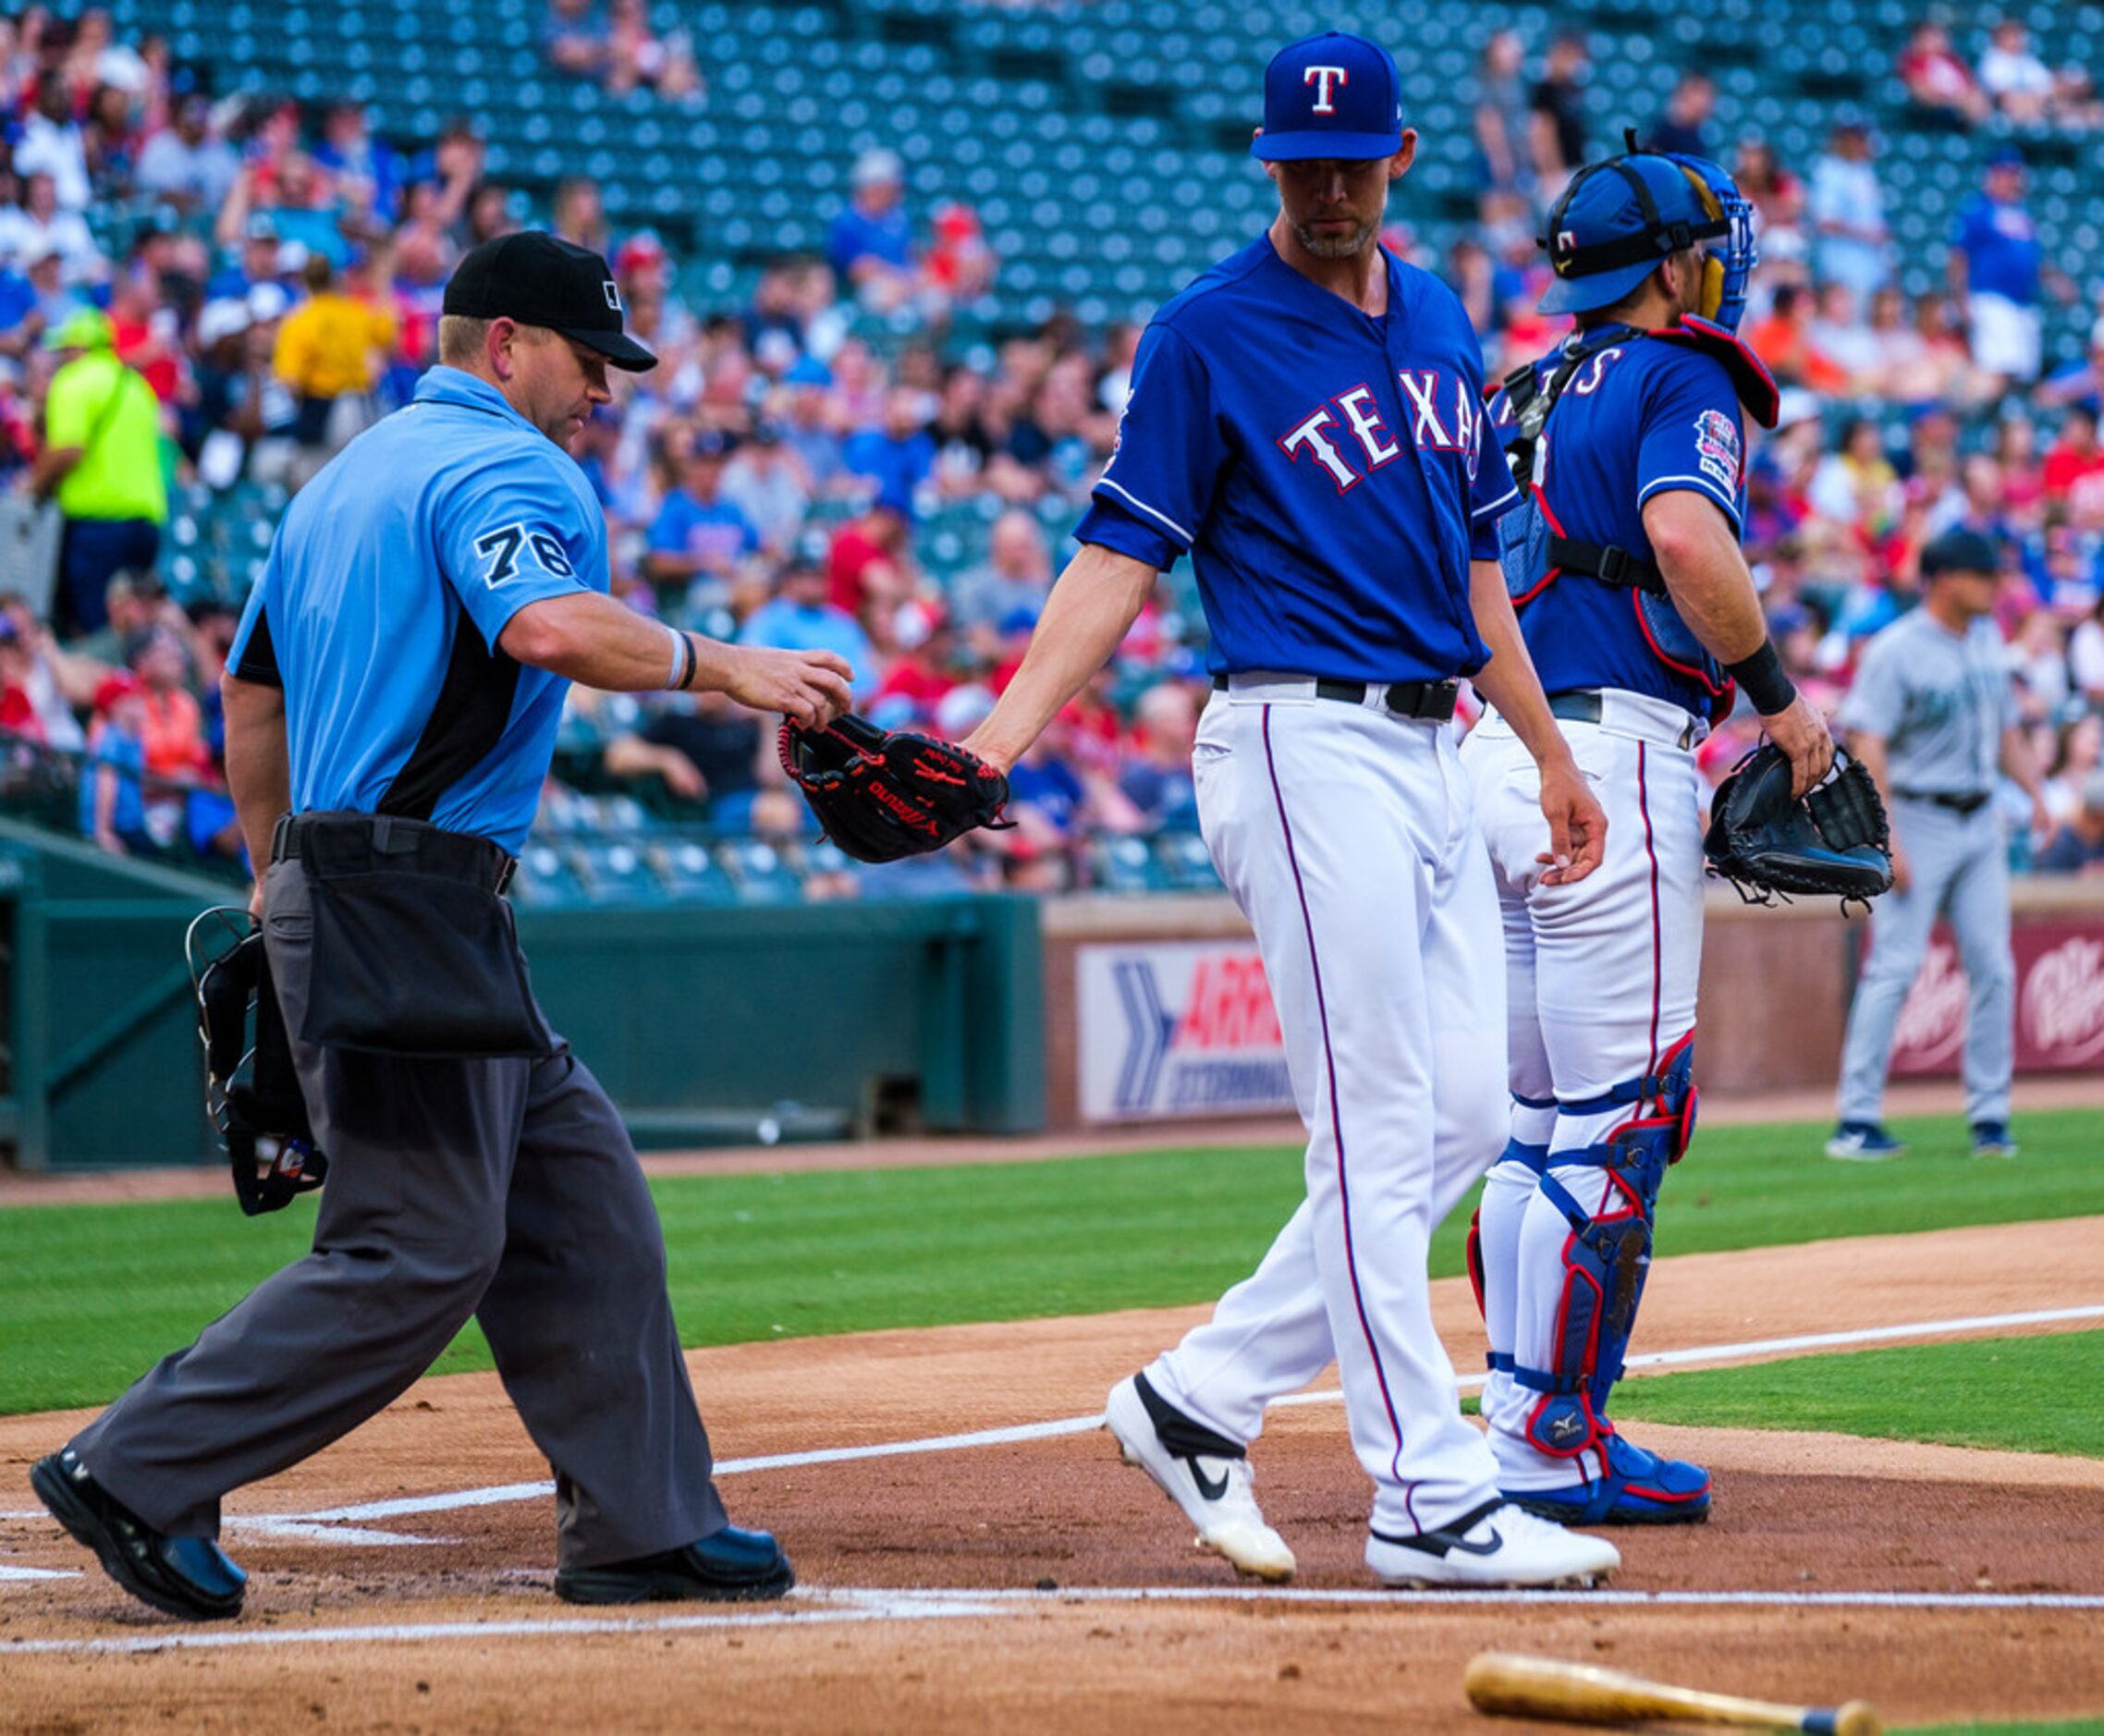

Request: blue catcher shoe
left=1504, top=1433, right=1712, bottom=1526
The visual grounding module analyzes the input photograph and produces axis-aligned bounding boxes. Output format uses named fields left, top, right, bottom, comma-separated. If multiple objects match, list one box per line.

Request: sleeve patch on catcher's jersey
left=1693, top=410, right=1742, bottom=495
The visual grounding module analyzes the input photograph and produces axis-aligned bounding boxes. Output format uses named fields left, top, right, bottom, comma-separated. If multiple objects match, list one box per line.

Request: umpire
left=1828, top=528, right=2048, bottom=1162
left=31, top=232, right=852, bottom=1620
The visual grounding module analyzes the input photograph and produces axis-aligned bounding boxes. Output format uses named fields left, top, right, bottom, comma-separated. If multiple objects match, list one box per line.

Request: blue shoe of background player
left=1824, top=1121, right=1907, bottom=1161
left=1503, top=1433, right=1712, bottom=1526
left=1970, top=1120, right=2019, bottom=1159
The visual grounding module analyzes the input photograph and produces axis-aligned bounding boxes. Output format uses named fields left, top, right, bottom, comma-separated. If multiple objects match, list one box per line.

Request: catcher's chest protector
left=1497, top=319, right=1777, bottom=707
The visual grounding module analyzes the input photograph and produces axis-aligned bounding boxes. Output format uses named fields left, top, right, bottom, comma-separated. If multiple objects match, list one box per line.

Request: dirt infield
left=2, top=1216, right=2100, bottom=1730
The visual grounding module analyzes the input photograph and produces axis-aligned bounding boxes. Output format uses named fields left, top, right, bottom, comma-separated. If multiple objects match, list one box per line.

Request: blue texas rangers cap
left=1538, top=153, right=1717, bottom=315
left=1251, top=31, right=1405, bottom=163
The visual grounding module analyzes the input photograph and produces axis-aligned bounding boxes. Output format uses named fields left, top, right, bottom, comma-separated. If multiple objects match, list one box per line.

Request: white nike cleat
left=1104, top=1375, right=1296, bottom=1582
left=1365, top=1498, right=1620, bottom=1589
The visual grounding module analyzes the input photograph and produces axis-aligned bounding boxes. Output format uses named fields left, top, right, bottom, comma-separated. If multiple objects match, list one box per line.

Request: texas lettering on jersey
left=1279, top=370, right=1482, bottom=494
left=1487, top=345, right=1630, bottom=435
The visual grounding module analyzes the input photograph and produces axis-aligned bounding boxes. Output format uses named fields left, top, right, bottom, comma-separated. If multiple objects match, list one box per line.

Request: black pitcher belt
left=1213, top=675, right=1460, bottom=721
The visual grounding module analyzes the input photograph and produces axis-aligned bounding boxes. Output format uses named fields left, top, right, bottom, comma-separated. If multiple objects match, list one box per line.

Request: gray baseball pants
left=1836, top=799, right=2015, bottom=1128
left=69, top=857, right=727, bottom=1569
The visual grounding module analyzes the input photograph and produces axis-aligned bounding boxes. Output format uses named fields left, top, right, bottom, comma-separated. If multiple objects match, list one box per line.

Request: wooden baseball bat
left=1464, top=1652, right=1881, bottom=1736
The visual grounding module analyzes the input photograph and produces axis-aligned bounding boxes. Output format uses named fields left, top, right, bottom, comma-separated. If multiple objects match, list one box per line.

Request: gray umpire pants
left=1835, top=798, right=2015, bottom=1128
left=69, top=857, right=727, bottom=1569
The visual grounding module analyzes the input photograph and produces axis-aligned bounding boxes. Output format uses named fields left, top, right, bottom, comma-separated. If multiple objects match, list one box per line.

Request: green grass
left=0, top=1107, right=2097, bottom=1416
left=1902, top=1723, right=2104, bottom=1735
left=1612, top=1329, right=2104, bottom=1459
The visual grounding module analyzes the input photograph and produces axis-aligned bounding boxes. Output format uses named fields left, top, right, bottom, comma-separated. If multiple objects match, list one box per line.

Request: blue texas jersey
left=1074, top=235, right=1517, bottom=685
left=1488, top=327, right=1748, bottom=716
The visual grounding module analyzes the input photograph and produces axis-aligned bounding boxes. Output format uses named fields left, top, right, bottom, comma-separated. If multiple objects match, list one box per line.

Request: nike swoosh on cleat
left=1382, top=1524, right=1504, bottom=1559
left=1187, top=1461, right=1229, bottom=1501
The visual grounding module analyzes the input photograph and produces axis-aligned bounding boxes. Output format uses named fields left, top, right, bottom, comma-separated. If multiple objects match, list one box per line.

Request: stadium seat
left=509, top=844, right=591, bottom=909
left=1092, top=836, right=1168, bottom=894
left=649, top=837, right=740, bottom=904
left=716, top=838, right=805, bottom=904
left=573, top=839, right=669, bottom=906
left=1154, top=831, right=1222, bottom=892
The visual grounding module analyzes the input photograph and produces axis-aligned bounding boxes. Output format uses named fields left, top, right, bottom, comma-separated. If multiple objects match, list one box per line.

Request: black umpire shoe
left=31, top=1448, right=247, bottom=1620
left=553, top=1525, right=795, bottom=1605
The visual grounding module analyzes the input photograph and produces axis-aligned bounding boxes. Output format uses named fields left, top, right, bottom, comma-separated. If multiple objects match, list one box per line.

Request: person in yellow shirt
left=28, top=308, right=167, bottom=638
left=273, top=251, right=398, bottom=483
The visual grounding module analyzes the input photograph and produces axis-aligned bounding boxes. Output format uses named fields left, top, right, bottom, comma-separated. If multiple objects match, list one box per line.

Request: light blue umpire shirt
left=227, top=366, right=605, bottom=853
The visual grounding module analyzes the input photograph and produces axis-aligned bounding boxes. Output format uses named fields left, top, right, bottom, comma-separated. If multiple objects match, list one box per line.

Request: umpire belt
left=1212, top=672, right=1460, bottom=722
left=271, top=811, right=518, bottom=895
left=1547, top=689, right=1705, bottom=752
left=1892, top=788, right=1992, bottom=816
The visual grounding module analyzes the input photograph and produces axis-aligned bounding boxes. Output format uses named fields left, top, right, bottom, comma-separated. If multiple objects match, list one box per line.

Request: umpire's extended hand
left=723, top=645, right=854, bottom=731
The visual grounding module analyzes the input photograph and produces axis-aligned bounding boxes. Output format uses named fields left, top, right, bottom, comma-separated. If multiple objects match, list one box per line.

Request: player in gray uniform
left=1828, top=528, right=2049, bottom=1161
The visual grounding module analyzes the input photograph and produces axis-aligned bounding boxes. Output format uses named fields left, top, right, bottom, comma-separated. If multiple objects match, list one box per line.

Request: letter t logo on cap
left=1304, top=65, right=1348, bottom=113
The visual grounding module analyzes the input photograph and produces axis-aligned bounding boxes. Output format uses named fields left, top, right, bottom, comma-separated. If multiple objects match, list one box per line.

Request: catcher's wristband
left=1726, top=640, right=1795, bottom=715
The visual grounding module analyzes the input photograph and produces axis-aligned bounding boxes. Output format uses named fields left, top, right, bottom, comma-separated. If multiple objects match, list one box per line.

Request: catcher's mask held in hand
left=189, top=908, right=327, bottom=1216
left=1703, top=744, right=1894, bottom=911
left=778, top=711, right=1013, bottom=863
left=1539, top=132, right=1759, bottom=334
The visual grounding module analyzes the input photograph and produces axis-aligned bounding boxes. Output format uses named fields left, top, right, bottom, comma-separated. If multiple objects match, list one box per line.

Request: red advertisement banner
left=1890, top=917, right=2104, bottom=1076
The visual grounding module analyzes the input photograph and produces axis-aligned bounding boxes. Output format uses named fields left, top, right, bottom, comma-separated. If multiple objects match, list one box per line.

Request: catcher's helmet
left=1539, top=139, right=1759, bottom=332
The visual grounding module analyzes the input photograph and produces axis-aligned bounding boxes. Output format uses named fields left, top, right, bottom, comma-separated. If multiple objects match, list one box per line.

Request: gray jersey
left=1837, top=607, right=2012, bottom=795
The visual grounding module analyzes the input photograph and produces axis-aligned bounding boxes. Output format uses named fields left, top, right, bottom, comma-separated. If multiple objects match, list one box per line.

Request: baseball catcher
left=1705, top=743, right=1895, bottom=909
left=779, top=712, right=1012, bottom=862
left=1462, top=136, right=1840, bottom=1531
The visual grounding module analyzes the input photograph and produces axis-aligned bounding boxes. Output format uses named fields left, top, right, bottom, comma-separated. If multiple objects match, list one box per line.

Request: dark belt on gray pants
left=271, top=811, right=518, bottom=894
left=1546, top=690, right=1701, bottom=752
left=1892, top=789, right=1991, bottom=817
left=1212, top=674, right=1460, bottom=721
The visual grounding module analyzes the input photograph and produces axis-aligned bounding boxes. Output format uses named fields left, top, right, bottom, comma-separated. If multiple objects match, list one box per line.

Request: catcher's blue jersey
left=1075, top=235, right=1516, bottom=685
left=1487, top=329, right=1747, bottom=717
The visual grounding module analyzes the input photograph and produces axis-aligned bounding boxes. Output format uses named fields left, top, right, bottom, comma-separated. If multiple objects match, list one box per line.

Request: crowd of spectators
left=1, top=6, right=2102, bottom=892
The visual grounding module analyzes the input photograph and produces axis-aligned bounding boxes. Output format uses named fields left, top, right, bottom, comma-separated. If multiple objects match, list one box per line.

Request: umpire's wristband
left=662, top=624, right=697, bottom=692
left=1726, top=640, right=1796, bottom=715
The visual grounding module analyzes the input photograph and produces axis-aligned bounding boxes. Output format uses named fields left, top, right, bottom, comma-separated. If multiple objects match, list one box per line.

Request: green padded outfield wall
left=0, top=818, right=1045, bottom=1170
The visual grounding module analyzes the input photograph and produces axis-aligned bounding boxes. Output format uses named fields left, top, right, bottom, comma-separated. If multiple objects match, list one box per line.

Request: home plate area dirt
left=1, top=1217, right=2099, bottom=1733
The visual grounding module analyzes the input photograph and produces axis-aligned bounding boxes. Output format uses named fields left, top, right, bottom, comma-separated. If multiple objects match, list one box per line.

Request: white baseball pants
left=1144, top=684, right=1509, bottom=1537
left=1462, top=693, right=1706, bottom=1490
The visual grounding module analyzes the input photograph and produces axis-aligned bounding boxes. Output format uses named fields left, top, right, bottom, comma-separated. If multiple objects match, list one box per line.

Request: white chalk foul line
left=5, top=1584, right=2102, bottom=1656
left=903, top=1585, right=2104, bottom=1610
left=254, top=1303, right=2104, bottom=1529
left=6, top=1302, right=2097, bottom=1562
left=0, top=1564, right=77, bottom=1581
left=226, top=1520, right=447, bottom=1547
left=0, top=1595, right=1007, bottom=1656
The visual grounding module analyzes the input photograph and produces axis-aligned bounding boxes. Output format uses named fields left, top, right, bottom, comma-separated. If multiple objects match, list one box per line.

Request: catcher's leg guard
left=1508, top=1039, right=1708, bottom=1521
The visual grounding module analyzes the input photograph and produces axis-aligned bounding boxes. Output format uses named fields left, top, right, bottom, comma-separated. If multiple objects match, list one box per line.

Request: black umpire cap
left=443, top=231, right=657, bottom=372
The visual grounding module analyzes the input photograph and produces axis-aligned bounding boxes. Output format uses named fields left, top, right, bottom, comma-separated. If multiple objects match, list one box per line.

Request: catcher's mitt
left=1704, top=742, right=1894, bottom=910
left=779, top=712, right=1012, bottom=863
